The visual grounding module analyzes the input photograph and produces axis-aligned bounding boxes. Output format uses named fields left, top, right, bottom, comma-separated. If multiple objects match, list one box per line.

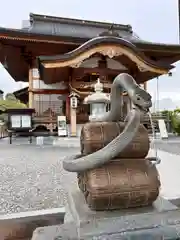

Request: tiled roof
left=28, top=13, right=142, bottom=42
left=0, top=13, right=179, bottom=48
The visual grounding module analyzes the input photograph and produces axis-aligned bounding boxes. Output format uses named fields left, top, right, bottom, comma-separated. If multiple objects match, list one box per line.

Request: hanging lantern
left=70, top=95, right=78, bottom=108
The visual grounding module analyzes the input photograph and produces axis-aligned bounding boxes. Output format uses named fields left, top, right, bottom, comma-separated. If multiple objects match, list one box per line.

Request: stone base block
left=31, top=189, right=180, bottom=239
left=65, top=189, right=178, bottom=237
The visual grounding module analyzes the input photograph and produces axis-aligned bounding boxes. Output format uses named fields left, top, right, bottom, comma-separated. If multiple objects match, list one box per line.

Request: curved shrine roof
left=1, top=13, right=180, bottom=83
left=0, top=13, right=163, bottom=45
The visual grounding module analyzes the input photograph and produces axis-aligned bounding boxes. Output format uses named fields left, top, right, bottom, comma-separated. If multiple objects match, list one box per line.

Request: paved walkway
left=148, top=148, right=180, bottom=201
left=0, top=136, right=80, bottom=147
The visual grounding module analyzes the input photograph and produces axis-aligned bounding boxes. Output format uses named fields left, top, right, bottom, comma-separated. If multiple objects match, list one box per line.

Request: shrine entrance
left=37, top=37, right=169, bottom=136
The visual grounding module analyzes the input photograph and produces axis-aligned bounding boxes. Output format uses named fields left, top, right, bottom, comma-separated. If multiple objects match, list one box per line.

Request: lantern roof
left=84, top=78, right=110, bottom=104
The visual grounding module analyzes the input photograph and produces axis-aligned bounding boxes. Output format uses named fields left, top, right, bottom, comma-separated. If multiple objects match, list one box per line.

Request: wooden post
left=70, top=107, right=77, bottom=137
left=66, top=96, right=70, bottom=121
left=28, top=68, right=33, bottom=108
left=28, top=60, right=40, bottom=109
left=69, top=94, right=78, bottom=137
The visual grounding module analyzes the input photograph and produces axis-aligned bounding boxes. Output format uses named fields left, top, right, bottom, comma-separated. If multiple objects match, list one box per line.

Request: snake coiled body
left=63, top=73, right=159, bottom=173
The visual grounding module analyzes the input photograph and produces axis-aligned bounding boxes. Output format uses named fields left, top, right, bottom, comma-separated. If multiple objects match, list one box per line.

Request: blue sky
left=0, top=0, right=179, bottom=101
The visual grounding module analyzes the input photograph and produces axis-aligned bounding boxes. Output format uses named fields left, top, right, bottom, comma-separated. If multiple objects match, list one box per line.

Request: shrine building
left=1, top=13, right=180, bottom=135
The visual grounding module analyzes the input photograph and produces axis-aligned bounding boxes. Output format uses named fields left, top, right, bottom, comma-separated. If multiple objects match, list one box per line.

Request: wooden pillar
left=66, top=96, right=70, bottom=121
left=28, top=61, right=40, bottom=109
left=70, top=108, right=77, bottom=137
left=69, top=94, right=78, bottom=137
left=28, top=68, right=33, bottom=108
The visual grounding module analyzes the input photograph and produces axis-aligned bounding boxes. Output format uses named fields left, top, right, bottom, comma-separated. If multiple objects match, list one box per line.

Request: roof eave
left=1, top=27, right=180, bottom=54
left=0, top=28, right=83, bottom=45
left=135, top=41, right=180, bottom=53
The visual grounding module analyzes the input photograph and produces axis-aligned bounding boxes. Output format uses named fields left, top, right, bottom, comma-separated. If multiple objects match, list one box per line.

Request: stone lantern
left=84, top=78, right=110, bottom=120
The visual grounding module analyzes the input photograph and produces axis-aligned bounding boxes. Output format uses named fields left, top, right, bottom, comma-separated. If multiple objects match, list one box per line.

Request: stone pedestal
left=65, top=189, right=178, bottom=237
left=31, top=187, right=180, bottom=239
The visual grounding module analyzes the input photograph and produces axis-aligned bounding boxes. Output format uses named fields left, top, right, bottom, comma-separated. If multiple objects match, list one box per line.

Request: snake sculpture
left=63, top=73, right=160, bottom=172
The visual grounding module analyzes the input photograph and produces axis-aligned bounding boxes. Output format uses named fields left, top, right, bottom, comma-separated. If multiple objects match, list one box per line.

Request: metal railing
left=142, top=113, right=170, bottom=122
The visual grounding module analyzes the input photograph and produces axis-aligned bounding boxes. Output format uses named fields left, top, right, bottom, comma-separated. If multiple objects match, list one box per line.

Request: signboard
left=57, top=116, right=67, bottom=136
left=11, top=115, right=21, bottom=128
left=21, top=115, right=31, bottom=128
left=10, top=115, right=32, bottom=129
left=158, top=119, right=168, bottom=139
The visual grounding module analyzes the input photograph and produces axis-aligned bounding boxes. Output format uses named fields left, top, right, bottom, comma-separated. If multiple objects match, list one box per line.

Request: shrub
left=170, top=109, right=180, bottom=135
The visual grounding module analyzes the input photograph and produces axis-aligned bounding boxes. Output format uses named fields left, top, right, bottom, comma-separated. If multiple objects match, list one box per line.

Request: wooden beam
left=72, top=67, right=128, bottom=78
left=29, top=89, right=69, bottom=95
left=70, top=80, right=112, bottom=89
left=42, top=45, right=170, bottom=75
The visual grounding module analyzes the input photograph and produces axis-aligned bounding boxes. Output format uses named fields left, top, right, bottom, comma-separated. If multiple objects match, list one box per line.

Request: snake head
left=130, top=85, right=152, bottom=112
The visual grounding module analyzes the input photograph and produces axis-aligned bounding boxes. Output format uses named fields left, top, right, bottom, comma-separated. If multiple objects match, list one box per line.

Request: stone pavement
left=149, top=136, right=180, bottom=202
left=0, top=135, right=80, bottom=147
left=148, top=148, right=180, bottom=201
left=0, top=135, right=180, bottom=215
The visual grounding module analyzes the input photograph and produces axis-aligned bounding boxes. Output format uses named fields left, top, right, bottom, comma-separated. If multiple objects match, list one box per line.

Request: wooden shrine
left=1, top=13, right=180, bottom=135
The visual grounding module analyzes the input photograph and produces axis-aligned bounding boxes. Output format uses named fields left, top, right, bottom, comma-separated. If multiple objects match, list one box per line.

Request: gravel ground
left=0, top=135, right=180, bottom=215
left=0, top=141, right=79, bottom=215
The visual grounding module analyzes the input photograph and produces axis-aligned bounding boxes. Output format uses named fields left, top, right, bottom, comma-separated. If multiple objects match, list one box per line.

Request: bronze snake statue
left=63, top=73, right=160, bottom=172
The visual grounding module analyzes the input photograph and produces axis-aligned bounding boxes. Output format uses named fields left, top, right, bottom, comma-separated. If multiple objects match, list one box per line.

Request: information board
left=21, top=115, right=31, bottom=128
left=11, top=115, right=21, bottom=128
left=10, top=115, right=32, bottom=128
left=57, top=116, right=67, bottom=136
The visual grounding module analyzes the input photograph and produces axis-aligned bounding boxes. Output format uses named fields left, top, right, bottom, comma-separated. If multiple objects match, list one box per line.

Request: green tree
left=0, top=93, right=27, bottom=122
left=170, top=109, right=180, bottom=135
